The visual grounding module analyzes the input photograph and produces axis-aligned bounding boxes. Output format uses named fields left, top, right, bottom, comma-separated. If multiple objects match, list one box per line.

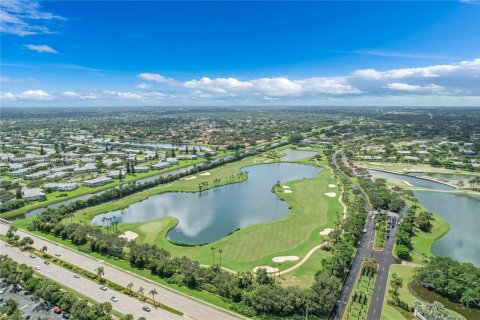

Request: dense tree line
left=26, top=157, right=368, bottom=318
left=414, top=257, right=480, bottom=309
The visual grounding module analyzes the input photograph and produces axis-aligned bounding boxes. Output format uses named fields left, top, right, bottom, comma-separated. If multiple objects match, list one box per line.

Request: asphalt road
left=332, top=153, right=403, bottom=320
left=1, top=239, right=181, bottom=320
left=0, top=223, right=241, bottom=320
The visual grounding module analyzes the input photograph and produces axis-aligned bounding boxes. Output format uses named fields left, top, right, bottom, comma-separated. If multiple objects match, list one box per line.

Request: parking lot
left=0, top=284, right=64, bottom=320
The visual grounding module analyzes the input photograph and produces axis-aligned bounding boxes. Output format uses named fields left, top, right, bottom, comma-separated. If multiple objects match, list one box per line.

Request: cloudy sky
left=1, top=0, right=480, bottom=107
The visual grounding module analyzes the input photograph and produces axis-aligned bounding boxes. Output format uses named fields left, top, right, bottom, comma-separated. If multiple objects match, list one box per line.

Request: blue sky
left=1, top=0, right=480, bottom=107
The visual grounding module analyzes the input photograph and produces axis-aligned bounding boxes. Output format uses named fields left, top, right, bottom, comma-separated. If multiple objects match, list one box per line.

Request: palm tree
left=95, top=266, right=105, bottom=282
left=137, top=287, right=145, bottom=301
left=40, top=245, right=48, bottom=253
left=149, top=289, right=158, bottom=307
left=210, top=246, right=215, bottom=265
left=218, top=249, right=223, bottom=268
left=457, top=181, right=464, bottom=189
left=127, top=282, right=134, bottom=294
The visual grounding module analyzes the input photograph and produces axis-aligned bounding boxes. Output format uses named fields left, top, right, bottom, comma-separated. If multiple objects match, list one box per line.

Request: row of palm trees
left=210, top=246, right=223, bottom=267
left=456, top=176, right=480, bottom=190
left=94, top=266, right=159, bottom=307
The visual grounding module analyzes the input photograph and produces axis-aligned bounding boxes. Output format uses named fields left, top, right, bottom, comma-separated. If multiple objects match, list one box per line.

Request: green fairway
left=114, top=156, right=339, bottom=272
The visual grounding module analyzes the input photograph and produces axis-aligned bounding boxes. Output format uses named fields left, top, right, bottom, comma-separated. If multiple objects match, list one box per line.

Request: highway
left=0, top=222, right=241, bottom=320
left=1, top=239, right=181, bottom=320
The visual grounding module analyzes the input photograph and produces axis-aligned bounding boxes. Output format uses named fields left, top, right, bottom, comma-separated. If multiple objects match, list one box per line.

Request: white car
left=0, top=288, right=7, bottom=294
left=55, top=253, right=61, bottom=257
left=99, top=285, right=107, bottom=291
left=73, top=274, right=80, bottom=279
left=110, top=296, right=118, bottom=302
left=34, top=266, right=40, bottom=271
left=29, top=254, right=36, bottom=258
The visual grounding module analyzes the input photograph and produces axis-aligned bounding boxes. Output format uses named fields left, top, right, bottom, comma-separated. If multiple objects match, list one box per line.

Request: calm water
left=281, top=148, right=317, bottom=161
left=92, top=163, right=320, bottom=244
left=367, top=169, right=454, bottom=190
left=369, top=169, right=479, bottom=266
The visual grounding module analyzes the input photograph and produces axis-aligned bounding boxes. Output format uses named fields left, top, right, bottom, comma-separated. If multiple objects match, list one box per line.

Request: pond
left=407, top=172, right=478, bottom=183
left=92, top=162, right=321, bottom=244
left=368, top=169, right=480, bottom=266
left=281, top=148, right=317, bottom=161
left=410, top=283, right=480, bottom=319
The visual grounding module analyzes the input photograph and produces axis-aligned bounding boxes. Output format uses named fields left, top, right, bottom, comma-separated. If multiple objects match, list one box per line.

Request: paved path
left=0, top=223, right=241, bottom=320
left=1, top=240, right=180, bottom=320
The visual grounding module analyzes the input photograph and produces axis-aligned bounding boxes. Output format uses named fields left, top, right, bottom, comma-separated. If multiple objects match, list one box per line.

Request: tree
left=40, top=245, right=48, bottom=253
left=95, top=266, right=105, bottom=282
left=389, top=273, right=403, bottom=305
left=137, top=287, right=145, bottom=301
left=210, top=246, right=215, bottom=265
left=15, top=186, right=23, bottom=199
left=218, top=248, right=223, bottom=268
left=149, top=288, right=158, bottom=307
left=395, top=244, right=410, bottom=259
left=127, top=282, right=134, bottom=294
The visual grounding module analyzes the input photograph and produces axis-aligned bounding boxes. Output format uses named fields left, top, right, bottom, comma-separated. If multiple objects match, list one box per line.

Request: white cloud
left=384, top=83, right=443, bottom=92
left=138, top=73, right=178, bottom=85
left=0, top=0, right=64, bottom=36
left=1, top=89, right=52, bottom=101
left=25, top=44, right=57, bottom=53
left=136, top=83, right=151, bottom=89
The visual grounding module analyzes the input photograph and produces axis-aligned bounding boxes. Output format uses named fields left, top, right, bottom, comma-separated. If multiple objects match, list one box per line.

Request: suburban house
left=23, top=188, right=46, bottom=201
left=43, top=183, right=79, bottom=192
left=166, top=157, right=179, bottom=165
left=10, top=167, right=35, bottom=177
left=25, top=170, right=51, bottom=180
left=46, top=171, right=70, bottom=181
left=83, top=176, right=113, bottom=187
left=150, top=161, right=171, bottom=170
left=134, top=166, right=149, bottom=173
left=74, top=163, right=98, bottom=174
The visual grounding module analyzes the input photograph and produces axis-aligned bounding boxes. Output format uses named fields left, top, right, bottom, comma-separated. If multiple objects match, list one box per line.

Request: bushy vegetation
left=413, top=257, right=480, bottom=309
left=0, top=255, right=114, bottom=320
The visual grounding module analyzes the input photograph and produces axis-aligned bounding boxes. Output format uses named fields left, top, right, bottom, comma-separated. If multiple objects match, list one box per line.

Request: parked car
left=110, top=296, right=118, bottom=302
left=62, top=312, right=70, bottom=319
left=0, top=288, right=7, bottom=294
left=55, top=253, right=61, bottom=257
left=29, top=254, right=36, bottom=258
left=53, top=307, right=62, bottom=314
left=99, top=285, right=107, bottom=291
left=44, top=261, right=50, bottom=265
left=142, top=306, right=151, bottom=312
left=73, top=274, right=80, bottom=279
left=34, top=266, right=40, bottom=270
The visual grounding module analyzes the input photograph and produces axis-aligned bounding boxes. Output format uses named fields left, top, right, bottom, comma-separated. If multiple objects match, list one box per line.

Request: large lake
left=92, top=163, right=321, bottom=244
left=369, top=169, right=480, bottom=266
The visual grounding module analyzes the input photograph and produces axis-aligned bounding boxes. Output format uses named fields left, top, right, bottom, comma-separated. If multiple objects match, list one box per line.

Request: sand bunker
left=319, top=228, right=334, bottom=236
left=282, top=185, right=291, bottom=189
left=184, top=176, right=197, bottom=180
left=324, top=192, right=337, bottom=198
left=328, top=184, right=337, bottom=188
left=253, top=265, right=279, bottom=273
left=272, top=256, right=299, bottom=263
left=199, top=172, right=211, bottom=176
left=120, top=231, right=139, bottom=241
left=283, top=190, right=293, bottom=193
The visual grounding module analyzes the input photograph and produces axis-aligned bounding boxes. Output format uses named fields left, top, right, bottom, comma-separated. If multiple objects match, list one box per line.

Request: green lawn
left=111, top=156, right=340, bottom=272
left=409, top=214, right=450, bottom=265
left=279, top=248, right=331, bottom=288
left=1, top=158, right=205, bottom=219
left=20, top=152, right=340, bottom=273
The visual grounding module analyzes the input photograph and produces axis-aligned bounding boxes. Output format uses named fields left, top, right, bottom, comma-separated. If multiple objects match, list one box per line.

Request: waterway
left=369, top=169, right=480, bottom=266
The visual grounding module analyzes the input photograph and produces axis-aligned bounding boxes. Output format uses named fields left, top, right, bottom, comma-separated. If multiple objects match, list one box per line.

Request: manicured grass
left=374, top=216, right=387, bottom=250
left=409, top=214, right=450, bottom=265
left=111, top=156, right=340, bottom=272
left=0, top=158, right=205, bottom=219
left=356, top=161, right=480, bottom=177
left=279, top=248, right=331, bottom=288
left=381, top=264, right=416, bottom=320
left=344, top=261, right=377, bottom=320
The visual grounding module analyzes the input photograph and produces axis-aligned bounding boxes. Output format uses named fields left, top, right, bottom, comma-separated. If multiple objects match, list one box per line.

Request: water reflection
left=92, top=163, right=320, bottom=244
